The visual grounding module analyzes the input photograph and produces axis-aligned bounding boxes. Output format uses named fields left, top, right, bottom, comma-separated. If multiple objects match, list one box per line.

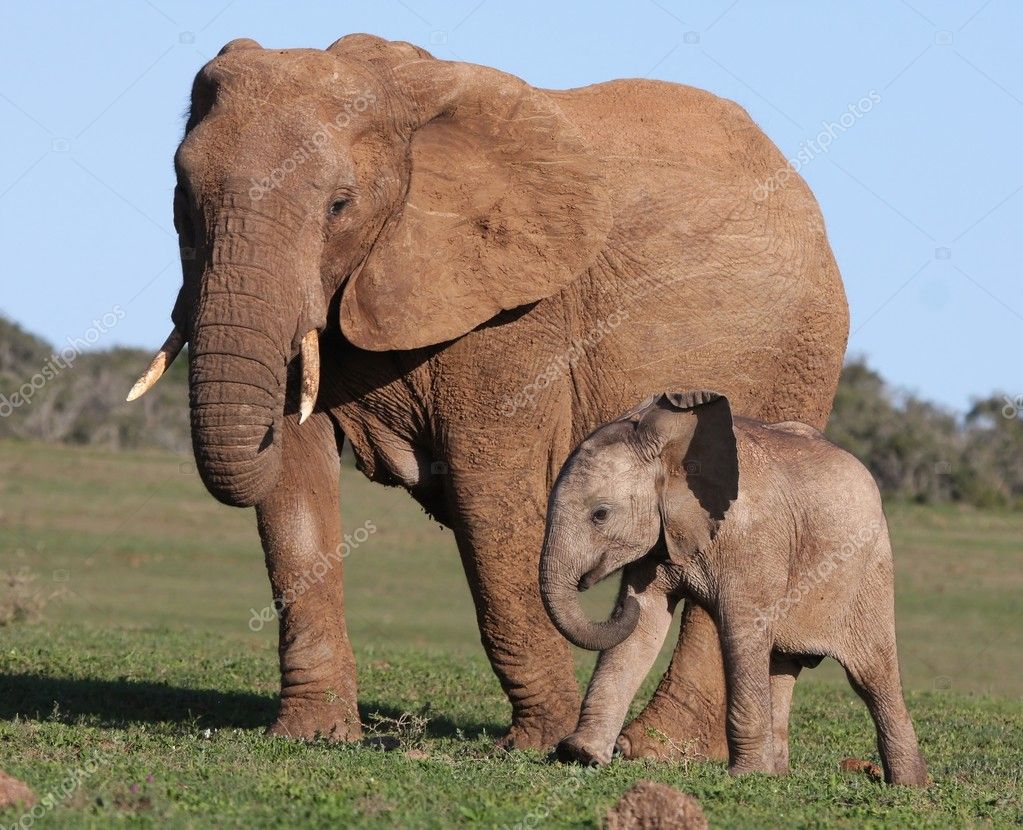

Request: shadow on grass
left=0, top=674, right=504, bottom=740
left=0, top=673, right=276, bottom=728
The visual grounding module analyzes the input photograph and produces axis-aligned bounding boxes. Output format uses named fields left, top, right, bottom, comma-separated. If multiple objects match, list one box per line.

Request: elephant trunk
left=189, top=316, right=286, bottom=508
left=539, top=525, right=640, bottom=652
left=187, top=208, right=308, bottom=507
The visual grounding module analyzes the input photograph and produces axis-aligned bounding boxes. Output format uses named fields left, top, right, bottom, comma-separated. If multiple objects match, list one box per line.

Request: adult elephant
left=129, top=34, right=847, bottom=755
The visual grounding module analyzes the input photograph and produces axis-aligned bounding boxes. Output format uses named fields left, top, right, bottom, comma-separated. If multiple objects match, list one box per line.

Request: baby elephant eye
left=591, top=507, right=610, bottom=524
left=328, top=198, right=349, bottom=216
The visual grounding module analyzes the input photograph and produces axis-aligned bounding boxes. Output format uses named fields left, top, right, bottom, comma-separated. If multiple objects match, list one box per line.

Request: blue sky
left=1, top=0, right=1020, bottom=411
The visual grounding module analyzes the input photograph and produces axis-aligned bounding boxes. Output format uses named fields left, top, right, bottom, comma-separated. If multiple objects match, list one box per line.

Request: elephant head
left=540, top=391, right=738, bottom=650
left=127, top=34, right=612, bottom=507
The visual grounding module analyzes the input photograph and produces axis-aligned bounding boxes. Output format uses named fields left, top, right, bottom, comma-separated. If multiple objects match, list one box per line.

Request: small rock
left=605, top=780, right=707, bottom=830
left=0, top=770, right=36, bottom=809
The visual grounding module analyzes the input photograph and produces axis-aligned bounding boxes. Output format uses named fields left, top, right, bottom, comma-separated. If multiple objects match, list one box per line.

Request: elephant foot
left=884, top=755, right=930, bottom=787
left=556, top=733, right=613, bottom=766
left=497, top=704, right=579, bottom=752
left=726, top=739, right=777, bottom=777
left=618, top=700, right=728, bottom=762
left=497, top=695, right=581, bottom=753
left=266, top=696, right=363, bottom=742
left=497, top=717, right=575, bottom=752
left=727, top=760, right=775, bottom=778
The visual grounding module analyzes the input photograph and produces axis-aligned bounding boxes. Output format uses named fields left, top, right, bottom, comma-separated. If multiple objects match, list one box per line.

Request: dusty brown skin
left=541, top=391, right=927, bottom=785
left=604, top=780, right=707, bottom=830
left=130, top=34, right=848, bottom=751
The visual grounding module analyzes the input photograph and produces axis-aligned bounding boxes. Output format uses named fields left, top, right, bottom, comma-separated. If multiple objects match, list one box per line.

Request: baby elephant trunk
left=539, top=528, right=640, bottom=651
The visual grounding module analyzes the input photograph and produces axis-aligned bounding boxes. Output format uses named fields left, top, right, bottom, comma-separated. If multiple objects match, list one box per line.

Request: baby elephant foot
left=267, top=696, right=362, bottom=743
left=727, top=752, right=776, bottom=778
left=886, top=755, right=930, bottom=787
left=728, top=762, right=775, bottom=777
left=556, top=733, right=613, bottom=766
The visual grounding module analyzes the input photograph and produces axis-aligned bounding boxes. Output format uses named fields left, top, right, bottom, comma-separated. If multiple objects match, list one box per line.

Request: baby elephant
left=540, top=391, right=927, bottom=785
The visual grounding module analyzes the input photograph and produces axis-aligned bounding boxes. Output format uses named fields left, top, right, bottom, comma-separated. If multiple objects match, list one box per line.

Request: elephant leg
left=768, top=655, right=802, bottom=774
left=447, top=472, right=582, bottom=750
left=719, top=617, right=775, bottom=776
left=618, top=600, right=729, bottom=761
left=559, top=576, right=677, bottom=766
left=841, top=648, right=928, bottom=786
left=256, top=414, right=361, bottom=742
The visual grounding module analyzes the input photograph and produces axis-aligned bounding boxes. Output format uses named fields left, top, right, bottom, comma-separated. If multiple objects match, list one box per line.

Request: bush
left=826, top=357, right=1023, bottom=508
left=2, top=316, right=1019, bottom=509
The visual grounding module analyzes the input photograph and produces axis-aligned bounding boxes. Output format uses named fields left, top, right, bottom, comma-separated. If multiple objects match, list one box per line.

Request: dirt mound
left=840, top=757, right=884, bottom=781
left=605, top=780, right=707, bottom=829
left=0, top=770, right=36, bottom=808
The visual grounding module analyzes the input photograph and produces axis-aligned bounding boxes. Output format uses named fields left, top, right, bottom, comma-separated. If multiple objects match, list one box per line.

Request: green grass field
left=0, top=440, right=1021, bottom=827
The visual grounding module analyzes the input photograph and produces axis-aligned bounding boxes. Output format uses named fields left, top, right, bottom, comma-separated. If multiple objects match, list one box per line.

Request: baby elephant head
left=540, top=391, right=738, bottom=651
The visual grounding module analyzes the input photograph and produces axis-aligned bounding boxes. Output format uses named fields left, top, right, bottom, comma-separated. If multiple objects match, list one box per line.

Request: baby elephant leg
left=769, top=656, right=802, bottom=774
left=719, top=615, right=776, bottom=776
left=558, top=584, right=677, bottom=766
left=842, top=649, right=928, bottom=786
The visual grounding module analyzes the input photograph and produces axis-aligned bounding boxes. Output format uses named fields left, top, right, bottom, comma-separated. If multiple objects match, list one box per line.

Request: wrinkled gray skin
left=540, top=391, right=928, bottom=785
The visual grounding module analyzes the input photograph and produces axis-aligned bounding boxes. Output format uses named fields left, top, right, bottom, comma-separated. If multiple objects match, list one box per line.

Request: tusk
left=126, top=328, right=186, bottom=402
left=298, top=329, right=320, bottom=424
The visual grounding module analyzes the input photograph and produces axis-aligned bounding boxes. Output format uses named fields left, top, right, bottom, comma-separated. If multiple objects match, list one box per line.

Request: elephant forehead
left=568, top=442, right=645, bottom=490
left=179, top=56, right=380, bottom=180
left=201, top=49, right=380, bottom=110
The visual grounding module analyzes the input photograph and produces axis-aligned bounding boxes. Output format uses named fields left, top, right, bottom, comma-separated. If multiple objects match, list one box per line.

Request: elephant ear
left=637, top=391, right=739, bottom=563
left=339, top=57, right=613, bottom=352
left=614, top=393, right=660, bottom=424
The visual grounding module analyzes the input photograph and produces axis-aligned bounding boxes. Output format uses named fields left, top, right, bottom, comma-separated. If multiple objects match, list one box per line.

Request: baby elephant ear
left=661, top=390, right=725, bottom=411
left=640, top=391, right=738, bottom=562
left=614, top=393, right=660, bottom=424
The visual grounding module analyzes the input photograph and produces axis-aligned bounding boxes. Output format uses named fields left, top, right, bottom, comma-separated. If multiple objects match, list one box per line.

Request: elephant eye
left=591, top=507, right=610, bottom=524
left=328, top=198, right=349, bottom=216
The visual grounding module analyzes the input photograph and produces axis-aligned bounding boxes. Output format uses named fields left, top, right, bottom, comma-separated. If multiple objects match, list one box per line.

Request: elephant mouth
left=577, top=559, right=622, bottom=592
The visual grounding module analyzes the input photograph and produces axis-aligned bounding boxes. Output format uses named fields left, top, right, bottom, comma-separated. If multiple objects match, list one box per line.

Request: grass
left=0, top=439, right=1021, bottom=827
